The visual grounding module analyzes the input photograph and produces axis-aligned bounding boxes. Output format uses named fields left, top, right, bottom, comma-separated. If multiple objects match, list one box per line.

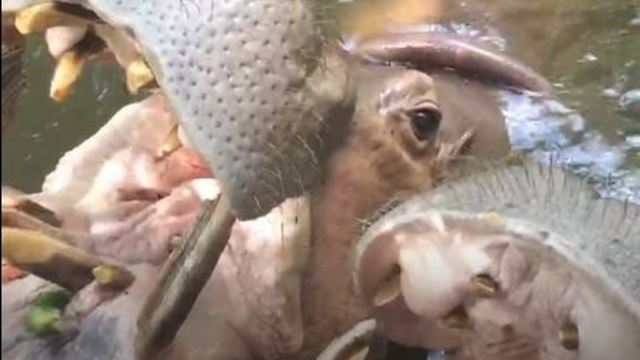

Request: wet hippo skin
left=1, top=59, right=514, bottom=360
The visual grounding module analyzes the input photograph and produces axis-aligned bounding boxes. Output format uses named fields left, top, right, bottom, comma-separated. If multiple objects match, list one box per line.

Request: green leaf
left=26, top=306, right=62, bottom=336
left=25, top=290, right=71, bottom=336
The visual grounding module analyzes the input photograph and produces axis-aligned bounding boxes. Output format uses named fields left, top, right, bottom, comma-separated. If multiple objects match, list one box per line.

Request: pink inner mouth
left=18, top=94, right=220, bottom=264
left=2, top=92, right=312, bottom=358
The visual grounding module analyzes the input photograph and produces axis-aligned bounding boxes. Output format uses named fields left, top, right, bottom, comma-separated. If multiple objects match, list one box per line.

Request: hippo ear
left=353, top=32, right=551, bottom=94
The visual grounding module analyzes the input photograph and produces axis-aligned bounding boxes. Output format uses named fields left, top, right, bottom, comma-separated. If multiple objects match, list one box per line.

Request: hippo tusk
left=2, top=189, right=61, bottom=228
left=156, top=122, right=183, bottom=160
left=316, top=319, right=377, bottom=360
left=136, top=194, right=236, bottom=359
left=353, top=32, right=552, bottom=94
left=49, top=51, right=86, bottom=102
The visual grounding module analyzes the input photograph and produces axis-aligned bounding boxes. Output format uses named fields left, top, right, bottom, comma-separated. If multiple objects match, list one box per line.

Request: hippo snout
left=353, top=163, right=640, bottom=360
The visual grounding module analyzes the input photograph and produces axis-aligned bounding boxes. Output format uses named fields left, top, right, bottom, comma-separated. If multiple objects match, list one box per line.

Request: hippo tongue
left=6, top=0, right=355, bottom=220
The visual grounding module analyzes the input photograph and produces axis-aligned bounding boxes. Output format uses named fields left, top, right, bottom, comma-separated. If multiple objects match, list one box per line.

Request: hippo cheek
left=6, top=0, right=355, bottom=220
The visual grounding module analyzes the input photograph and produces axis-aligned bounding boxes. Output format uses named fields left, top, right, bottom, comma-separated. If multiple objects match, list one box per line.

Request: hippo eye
left=409, top=107, right=441, bottom=141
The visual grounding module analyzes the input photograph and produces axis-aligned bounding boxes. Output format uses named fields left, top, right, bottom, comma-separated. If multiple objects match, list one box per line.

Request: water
left=440, top=0, right=640, bottom=202
left=2, top=0, right=639, bottom=202
left=1, top=37, right=131, bottom=191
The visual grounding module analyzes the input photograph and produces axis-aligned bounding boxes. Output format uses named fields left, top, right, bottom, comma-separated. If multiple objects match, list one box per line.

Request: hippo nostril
left=372, top=263, right=402, bottom=307
left=409, top=106, right=441, bottom=142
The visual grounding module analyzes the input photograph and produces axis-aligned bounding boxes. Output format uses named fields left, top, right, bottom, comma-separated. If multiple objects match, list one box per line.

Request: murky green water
left=442, top=0, right=640, bottom=201
left=2, top=37, right=131, bottom=191
left=2, top=0, right=639, bottom=200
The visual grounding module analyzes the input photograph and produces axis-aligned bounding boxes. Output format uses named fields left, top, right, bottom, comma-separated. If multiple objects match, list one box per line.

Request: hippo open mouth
left=2, top=93, right=313, bottom=359
left=3, top=0, right=355, bottom=220
left=353, top=163, right=640, bottom=360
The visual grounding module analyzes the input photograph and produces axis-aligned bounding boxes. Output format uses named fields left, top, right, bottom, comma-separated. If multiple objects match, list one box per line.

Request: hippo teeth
left=11, top=2, right=157, bottom=101
left=49, top=48, right=86, bottom=102
left=358, top=214, right=624, bottom=357
left=442, top=305, right=471, bottom=329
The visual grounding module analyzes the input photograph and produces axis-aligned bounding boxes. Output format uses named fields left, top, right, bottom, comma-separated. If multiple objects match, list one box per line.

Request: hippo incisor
left=0, top=27, right=552, bottom=359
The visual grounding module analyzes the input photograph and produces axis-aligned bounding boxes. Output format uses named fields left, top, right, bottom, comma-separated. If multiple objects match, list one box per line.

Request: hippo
left=352, top=162, right=640, bottom=360
left=6, top=1, right=635, bottom=360
left=2, top=0, right=552, bottom=220
left=1, top=24, right=553, bottom=359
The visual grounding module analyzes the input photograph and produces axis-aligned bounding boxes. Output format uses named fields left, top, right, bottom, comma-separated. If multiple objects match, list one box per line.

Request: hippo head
left=3, top=0, right=356, bottom=220
left=352, top=162, right=640, bottom=359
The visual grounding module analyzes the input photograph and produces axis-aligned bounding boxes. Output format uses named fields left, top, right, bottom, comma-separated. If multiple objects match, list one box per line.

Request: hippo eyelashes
left=409, top=106, right=441, bottom=142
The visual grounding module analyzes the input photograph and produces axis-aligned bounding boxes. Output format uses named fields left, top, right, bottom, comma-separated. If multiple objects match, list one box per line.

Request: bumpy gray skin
left=355, top=163, right=640, bottom=360
left=85, top=0, right=353, bottom=220
left=3, top=0, right=354, bottom=220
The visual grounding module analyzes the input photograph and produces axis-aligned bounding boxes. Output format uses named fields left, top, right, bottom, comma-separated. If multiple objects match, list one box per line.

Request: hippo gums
left=2, top=0, right=639, bottom=360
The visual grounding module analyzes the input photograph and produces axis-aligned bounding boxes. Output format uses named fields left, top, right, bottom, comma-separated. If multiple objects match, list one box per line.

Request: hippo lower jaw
left=353, top=163, right=640, bottom=360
